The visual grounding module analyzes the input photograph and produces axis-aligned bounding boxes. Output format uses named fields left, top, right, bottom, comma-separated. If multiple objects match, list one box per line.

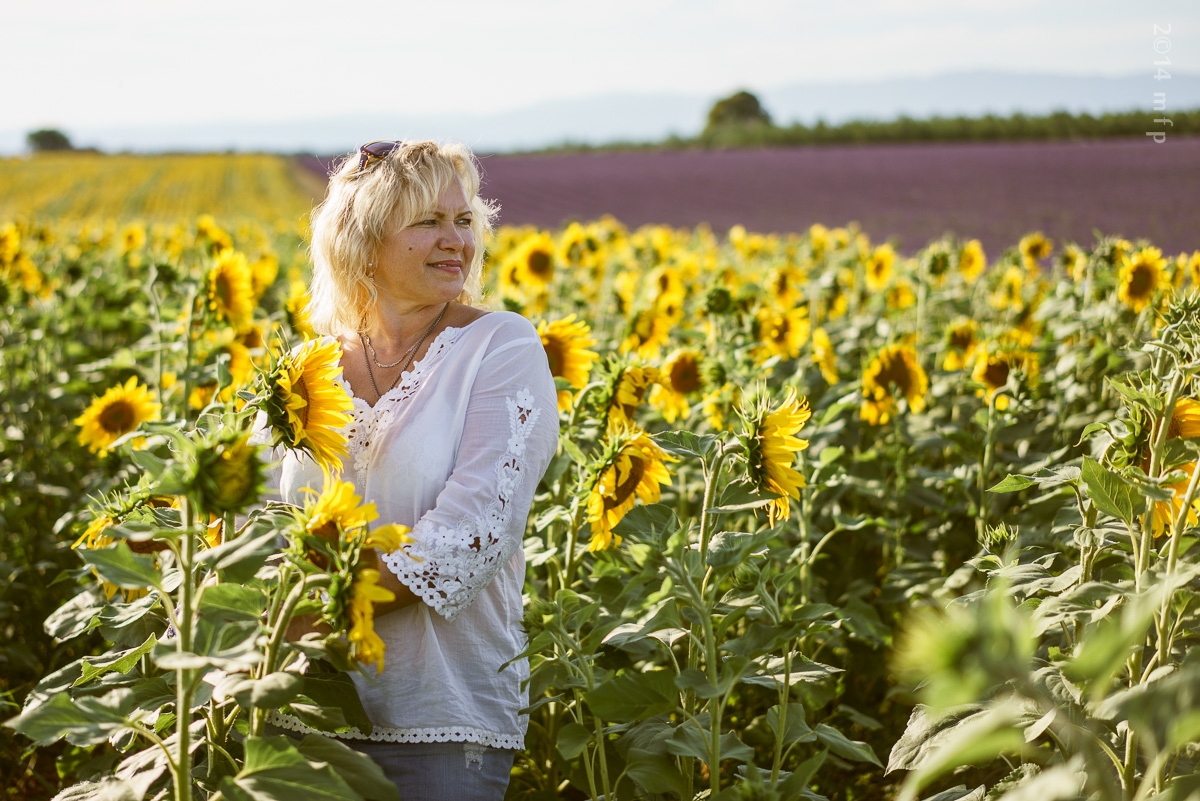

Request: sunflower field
left=4, top=180, right=1200, bottom=801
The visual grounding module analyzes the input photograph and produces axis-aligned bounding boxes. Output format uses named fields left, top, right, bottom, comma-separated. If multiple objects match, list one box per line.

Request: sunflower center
left=949, top=328, right=974, bottom=350
left=604, top=456, right=646, bottom=511
left=983, top=360, right=1010, bottom=390
left=1128, top=263, right=1155, bottom=298
left=772, top=318, right=790, bottom=343
left=877, top=354, right=913, bottom=396
left=214, top=273, right=232, bottom=310
left=98, top=400, right=136, bottom=434
left=527, top=250, right=552, bottom=279
left=544, top=339, right=565, bottom=377
left=670, top=358, right=701, bottom=393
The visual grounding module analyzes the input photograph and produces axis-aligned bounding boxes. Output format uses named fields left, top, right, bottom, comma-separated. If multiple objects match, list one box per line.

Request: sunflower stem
left=173, top=497, right=197, bottom=801
left=977, top=392, right=998, bottom=542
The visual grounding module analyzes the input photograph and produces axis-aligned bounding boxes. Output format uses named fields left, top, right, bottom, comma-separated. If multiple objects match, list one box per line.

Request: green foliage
left=26, top=129, right=73, bottom=152
left=705, top=91, right=774, bottom=136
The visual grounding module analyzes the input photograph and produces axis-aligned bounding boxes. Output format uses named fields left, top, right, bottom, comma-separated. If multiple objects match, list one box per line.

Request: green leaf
left=584, top=669, right=677, bottom=722
left=711, top=481, right=778, bottom=513
left=623, top=748, right=688, bottom=797
left=777, top=751, right=826, bottom=799
left=652, top=430, right=716, bottom=459
left=197, top=525, right=280, bottom=583
left=813, top=723, right=881, bottom=767
left=44, top=589, right=106, bottom=641
left=612, top=503, right=680, bottom=540
left=220, top=736, right=363, bottom=801
left=706, top=530, right=755, bottom=571
left=294, top=673, right=374, bottom=736
left=234, top=672, right=304, bottom=710
left=295, top=734, right=400, bottom=801
left=674, top=668, right=721, bottom=699
left=4, top=692, right=125, bottom=747
left=199, top=583, right=267, bottom=623
left=665, top=721, right=756, bottom=763
left=766, top=703, right=816, bottom=746
left=77, top=542, right=160, bottom=591
left=988, top=474, right=1036, bottom=493
left=556, top=722, right=592, bottom=759
left=74, top=634, right=157, bottom=686
left=560, top=437, right=588, bottom=465
left=1080, top=457, right=1138, bottom=526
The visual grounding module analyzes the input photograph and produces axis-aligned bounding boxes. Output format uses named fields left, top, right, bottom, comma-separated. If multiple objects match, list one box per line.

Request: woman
left=265, top=140, right=559, bottom=800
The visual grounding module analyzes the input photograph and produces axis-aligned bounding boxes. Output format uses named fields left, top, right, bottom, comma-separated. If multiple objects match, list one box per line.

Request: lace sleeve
left=380, top=333, right=557, bottom=621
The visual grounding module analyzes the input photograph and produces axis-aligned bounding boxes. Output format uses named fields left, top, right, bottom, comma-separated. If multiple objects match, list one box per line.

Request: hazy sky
left=7, top=0, right=1199, bottom=131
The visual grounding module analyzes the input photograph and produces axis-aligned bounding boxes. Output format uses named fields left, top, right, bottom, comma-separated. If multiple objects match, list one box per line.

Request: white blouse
left=264, top=311, right=559, bottom=749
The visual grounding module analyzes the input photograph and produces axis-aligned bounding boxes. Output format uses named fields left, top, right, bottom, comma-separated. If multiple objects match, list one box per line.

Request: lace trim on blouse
left=342, top=327, right=462, bottom=480
left=265, top=711, right=524, bottom=750
left=381, top=386, right=541, bottom=621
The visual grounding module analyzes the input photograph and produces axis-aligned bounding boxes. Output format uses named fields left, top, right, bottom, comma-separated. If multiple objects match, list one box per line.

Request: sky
left=6, top=0, right=1199, bottom=134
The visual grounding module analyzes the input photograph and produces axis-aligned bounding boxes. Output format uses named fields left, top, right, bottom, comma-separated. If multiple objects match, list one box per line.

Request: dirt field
left=302, top=137, right=1200, bottom=255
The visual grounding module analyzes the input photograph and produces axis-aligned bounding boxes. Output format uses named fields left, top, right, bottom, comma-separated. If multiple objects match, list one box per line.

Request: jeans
left=350, top=740, right=516, bottom=801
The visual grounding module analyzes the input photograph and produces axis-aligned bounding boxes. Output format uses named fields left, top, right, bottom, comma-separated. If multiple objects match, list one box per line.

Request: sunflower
left=808, top=224, right=830, bottom=261
left=285, top=280, right=315, bottom=339
left=206, top=249, right=255, bottom=330
left=1184, top=250, right=1200, bottom=289
left=1019, top=232, right=1053, bottom=266
left=942, top=319, right=979, bottom=371
left=860, top=344, right=929, bottom=426
left=249, top=253, right=279, bottom=302
left=538, top=315, right=600, bottom=411
left=347, top=568, right=395, bottom=672
left=887, top=277, right=917, bottom=311
left=756, top=305, right=810, bottom=362
left=1060, top=244, right=1088, bottom=283
left=620, top=306, right=674, bottom=362
left=741, top=387, right=812, bottom=525
left=75, top=376, right=161, bottom=456
left=72, top=516, right=143, bottom=601
left=811, top=327, right=838, bottom=385
left=511, top=231, right=557, bottom=291
left=300, top=475, right=380, bottom=544
left=650, top=348, right=704, bottom=423
left=604, top=363, right=661, bottom=430
left=1149, top=398, right=1200, bottom=536
left=767, top=265, right=808, bottom=308
left=972, top=345, right=1038, bottom=411
left=958, top=239, right=986, bottom=284
left=195, top=432, right=264, bottom=516
left=260, top=339, right=354, bottom=473
left=864, top=244, right=896, bottom=293
left=586, top=428, right=676, bottom=552
left=990, top=265, right=1026, bottom=312
left=1118, top=247, right=1170, bottom=313
left=119, top=222, right=147, bottom=256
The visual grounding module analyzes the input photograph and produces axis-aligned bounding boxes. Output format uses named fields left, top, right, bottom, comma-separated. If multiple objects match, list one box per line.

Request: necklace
left=363, top=332, right=419, bottom=370
left=359, top=302, right=450, bottom=401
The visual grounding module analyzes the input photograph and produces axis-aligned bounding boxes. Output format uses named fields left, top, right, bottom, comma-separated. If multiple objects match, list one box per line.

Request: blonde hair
left=307, top=140, right=497, bottom=337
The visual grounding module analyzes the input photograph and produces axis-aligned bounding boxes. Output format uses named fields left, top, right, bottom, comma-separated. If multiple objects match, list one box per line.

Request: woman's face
left=373, top=177, right=475, bottom=310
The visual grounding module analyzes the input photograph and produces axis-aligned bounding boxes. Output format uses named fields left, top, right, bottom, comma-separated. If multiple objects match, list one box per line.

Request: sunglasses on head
left=356, top=140, right=404, bottom=173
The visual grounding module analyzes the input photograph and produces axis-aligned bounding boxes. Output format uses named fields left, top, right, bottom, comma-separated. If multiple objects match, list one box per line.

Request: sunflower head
left=864, top=244, right=896, bottom=292
left=739, top=386, right=812, bottom=525
left=1019, top=232, right=1053, bottom=265
left=755, top=305, right=810, bottom=362
left=972, top=345, right=1038, bottom=411
left=649, top=349, right=705, bottom=424
left=1118, top=247, right=1170, bottom=313
left=958, top=239, right=987, bottom=284
left=860, top=344, right=929, bottom=426
left=206, top=249, right=255, bottom=331
left=537, top=315, right=600, bottom=411
left=811, top=327, right=838, bottom=385
left=1144, top=398, right=1200, bottom=536
left=193, top=431, right=265, bottom=516
left=600, top=361, right=661, bottom=431
left=942, top=319, right=979, bottom=372
left=257, top=339, right=354, bottom=473
left=585, top=426, right=676, bottom=552
left=74, top=376, right=161, bottom=456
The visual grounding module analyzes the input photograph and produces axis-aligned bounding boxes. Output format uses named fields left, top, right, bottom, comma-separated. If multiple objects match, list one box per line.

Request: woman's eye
left=457, top=217, right=473, bottom=226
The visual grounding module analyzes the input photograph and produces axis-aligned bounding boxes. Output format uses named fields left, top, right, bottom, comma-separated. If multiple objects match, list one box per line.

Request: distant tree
left=27, top=129, right=73, bottom=152
left=705, top=91, right=773, bottom=133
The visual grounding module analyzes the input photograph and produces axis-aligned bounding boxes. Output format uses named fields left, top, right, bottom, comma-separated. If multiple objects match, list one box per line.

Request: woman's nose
left=439, top=223, right=465, bottom=251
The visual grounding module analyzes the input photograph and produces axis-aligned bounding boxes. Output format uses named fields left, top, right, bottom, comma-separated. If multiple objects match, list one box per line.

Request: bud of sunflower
left=701, top=360, right=728, bottom=389
left=705, top=286, right=733, bottom=315
left=193, top=432, right=265, bottom=516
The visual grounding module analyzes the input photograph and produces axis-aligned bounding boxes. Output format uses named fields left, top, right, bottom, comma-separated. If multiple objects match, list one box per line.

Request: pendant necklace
left=359, top=302, right=450, bottom=402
